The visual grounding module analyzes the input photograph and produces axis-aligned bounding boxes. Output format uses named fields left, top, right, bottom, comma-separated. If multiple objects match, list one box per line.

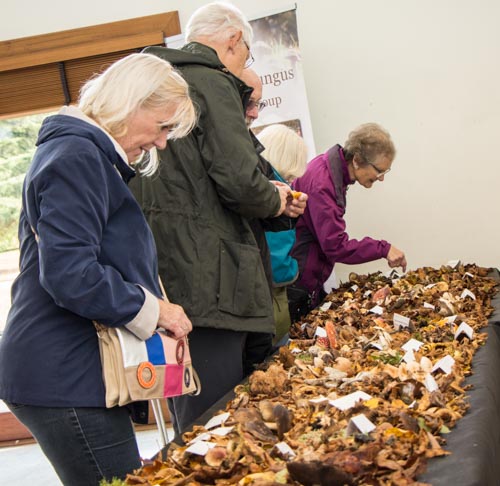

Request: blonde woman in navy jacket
left=0, top=53, right=195, bottom=486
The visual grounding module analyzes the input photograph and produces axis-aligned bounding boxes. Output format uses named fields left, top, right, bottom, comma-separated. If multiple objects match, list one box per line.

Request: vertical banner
left=249, top=8, right=316, bottom=160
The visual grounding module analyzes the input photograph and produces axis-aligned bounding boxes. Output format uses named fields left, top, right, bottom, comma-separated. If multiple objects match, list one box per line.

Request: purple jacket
left=291, top=145, right=391, bottom=297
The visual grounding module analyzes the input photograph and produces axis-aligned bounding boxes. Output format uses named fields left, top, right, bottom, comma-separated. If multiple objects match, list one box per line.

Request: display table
left=159, top=270, right=500, bottom=485
left=419, top=278, right=500, bottom=485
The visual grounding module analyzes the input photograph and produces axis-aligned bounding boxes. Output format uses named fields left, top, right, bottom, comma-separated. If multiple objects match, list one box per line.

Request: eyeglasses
left=247, top=98, right=266, bottom=112
left=367, top=161, right=391, bottom=179
left=243, top=40, right=254, bottom=68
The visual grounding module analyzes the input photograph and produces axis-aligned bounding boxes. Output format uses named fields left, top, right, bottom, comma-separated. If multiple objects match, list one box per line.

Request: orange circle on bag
left=176, top=339, right=185, bottom=365
left=137, top=361, right=156, bottom=388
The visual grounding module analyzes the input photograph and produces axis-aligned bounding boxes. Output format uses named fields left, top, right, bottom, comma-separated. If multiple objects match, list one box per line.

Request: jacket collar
left=57, top=106, right=135, bottom=183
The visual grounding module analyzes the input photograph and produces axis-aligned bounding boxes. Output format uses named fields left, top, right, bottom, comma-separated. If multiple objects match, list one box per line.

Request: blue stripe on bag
left=145, top=333, right=166, bottom=365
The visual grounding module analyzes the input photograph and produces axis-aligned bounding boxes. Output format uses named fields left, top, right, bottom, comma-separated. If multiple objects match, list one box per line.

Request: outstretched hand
left=386, top=245, right=407, bottom=273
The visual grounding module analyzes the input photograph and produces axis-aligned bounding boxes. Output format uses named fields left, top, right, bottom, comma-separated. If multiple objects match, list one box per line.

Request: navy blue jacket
left=0, top=113, right=161, bottom=407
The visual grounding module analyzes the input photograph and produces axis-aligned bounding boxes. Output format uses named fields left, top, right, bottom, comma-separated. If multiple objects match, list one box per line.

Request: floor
left=0, top=425, right=173, bottom=485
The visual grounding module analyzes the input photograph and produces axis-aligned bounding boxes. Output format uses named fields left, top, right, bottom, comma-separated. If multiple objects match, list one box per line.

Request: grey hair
left=258, top=124, right=308, bottom=182
left=343, top=123, right=396, bottom=165
left=78, top=53, right=196, bottom=175
left=185, top=1, right=253, bottom=46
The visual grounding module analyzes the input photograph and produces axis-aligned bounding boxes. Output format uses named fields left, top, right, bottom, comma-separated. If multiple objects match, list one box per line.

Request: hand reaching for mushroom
left=386, top=245, right=407, bottom=273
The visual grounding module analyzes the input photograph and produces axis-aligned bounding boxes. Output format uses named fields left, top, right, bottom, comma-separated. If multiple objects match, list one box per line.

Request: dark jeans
left=168, top=327, right=272, bottom=439
left=6, top=402, right=141, bottom=486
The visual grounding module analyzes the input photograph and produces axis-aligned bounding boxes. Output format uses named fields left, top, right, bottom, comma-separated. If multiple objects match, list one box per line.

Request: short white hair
left=78, top=53, right=196, bottom=175
left=258, top=124, right=308, bottom=182
left=185, top=1, right=253, bottom=46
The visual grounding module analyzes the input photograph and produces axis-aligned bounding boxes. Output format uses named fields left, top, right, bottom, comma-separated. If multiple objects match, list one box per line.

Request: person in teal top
left=258, top=124, right=308, bottom=343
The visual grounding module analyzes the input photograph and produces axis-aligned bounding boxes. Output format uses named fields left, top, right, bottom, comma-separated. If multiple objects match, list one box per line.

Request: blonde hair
left=185, top=1, right=253, bottom=46
left=258, top=124, right=308, bottom=182
left=78, top=53, right=196, bottom=175
left=343, top=122, right=395, bottom=165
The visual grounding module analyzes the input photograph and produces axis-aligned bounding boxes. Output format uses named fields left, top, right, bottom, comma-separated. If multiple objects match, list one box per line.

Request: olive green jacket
left=131, top=43, right=281, bottom=333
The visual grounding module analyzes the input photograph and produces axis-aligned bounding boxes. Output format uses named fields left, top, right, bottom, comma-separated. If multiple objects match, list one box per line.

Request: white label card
left=210, top=426, right=234, bottom=436
left=455, top=322, right=474, bottom=340
left=402, top=348, right=416, bottom=364
left=275, top=441, right=296, bottom=457
left=347, top=414, right=376, bottom=435
left=369, top=305, right=384, bottom=315
left=444, top=315, right=457, bottom=324
left=393, top=313, right=410, bottom=330
left=330, top=391, right=372, bottom=411
left=460, top=289, right=476, bottom=300
left=464, top=272, right=474, bottom=278
left=189, top=432, right=211, bottom=444
left=424, top=373, right=439, bottom=392
left=402, top=338, right=424, bottom=352
left=320, top=301, right=332, bottom=311
left=185, top=440, right=216, bottom=456
left=315, top=326, right=327, bottom=338
left=350, top=284, right=359, bottom=292
left=423, top=302, right=435, bottom=310
left=432, top=355, right=455, bottom=375
left=363, top=290, right=372, bottom=298
left=204, top=412, right=230, bottom=430
left=447, top=259, right=460, bottom=269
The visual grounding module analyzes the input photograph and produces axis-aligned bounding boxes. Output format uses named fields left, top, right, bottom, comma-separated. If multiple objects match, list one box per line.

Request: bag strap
left=158, top=276, right=169, bottom=302
left=158, top=275, right=201, bottom=396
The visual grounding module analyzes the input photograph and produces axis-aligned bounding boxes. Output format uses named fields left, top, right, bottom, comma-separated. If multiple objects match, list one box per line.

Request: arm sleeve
left=306, top=185, right=391, bottom=265
left=196, top=75, right=281, bottom=219
left=29, top=148, right=159, bottom=334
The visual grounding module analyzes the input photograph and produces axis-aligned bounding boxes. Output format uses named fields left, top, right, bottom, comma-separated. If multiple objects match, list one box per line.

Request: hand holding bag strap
left=158, top=276, right=201, bottom=396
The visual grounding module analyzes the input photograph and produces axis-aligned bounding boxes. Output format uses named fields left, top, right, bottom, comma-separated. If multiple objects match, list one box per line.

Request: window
left=0, top=112, right=52, bottom=331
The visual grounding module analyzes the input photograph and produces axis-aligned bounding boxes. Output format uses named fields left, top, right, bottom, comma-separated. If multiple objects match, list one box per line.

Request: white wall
left=2, top=0, right=499, bottom=283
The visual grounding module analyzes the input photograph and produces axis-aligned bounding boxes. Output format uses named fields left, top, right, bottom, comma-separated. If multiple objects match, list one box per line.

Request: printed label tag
left=402, top=338, right=424, bottom=352
left=460, top=289, right=476, bottom=300
left=275, top=441, right=296, bottom=458
left=393, top=313, right=410, bottom=330
left=455, top=322, right=474, bottom=340
left=424, top=373, right=439, bottom=392
left=320, top=301, right=332, bottom=311
left=185, top=440, right=216, bottom=455
left=402, top=348, right=416, bottom=364
left=347, top=414, right=376, bottom=435
left=431, top=355, right=455, bottom=375
left=330, top=391, right=372, bottom=411
left=205, top=412, right=230, bottom=430
left=369, top=305, right=384, bottom=315
left=315, top=326, right=327, bottom=338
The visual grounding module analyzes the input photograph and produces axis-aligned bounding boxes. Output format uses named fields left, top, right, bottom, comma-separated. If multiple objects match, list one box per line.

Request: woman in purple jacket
left=289, top=123, right=407, bottom=322
left=0, top=53, right=195, bottom=485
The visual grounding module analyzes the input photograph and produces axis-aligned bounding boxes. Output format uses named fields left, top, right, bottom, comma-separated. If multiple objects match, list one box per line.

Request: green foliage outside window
left=0, top=114, right=48, bottom=252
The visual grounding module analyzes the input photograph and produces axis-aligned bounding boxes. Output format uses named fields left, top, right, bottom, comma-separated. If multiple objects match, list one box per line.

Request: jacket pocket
left=218, top=239, right=270, bottom=317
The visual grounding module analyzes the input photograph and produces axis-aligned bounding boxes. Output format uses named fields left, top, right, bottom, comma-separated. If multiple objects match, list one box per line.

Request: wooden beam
left=0, top=11, right=180, bottom=72
left=0, top=32, right=165, bottom=72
